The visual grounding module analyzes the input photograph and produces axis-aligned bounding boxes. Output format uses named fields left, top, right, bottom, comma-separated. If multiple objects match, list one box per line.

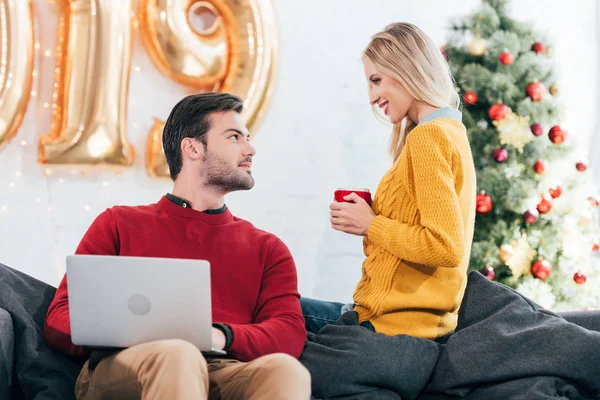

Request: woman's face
left=363, top=56, right=413, bottom=124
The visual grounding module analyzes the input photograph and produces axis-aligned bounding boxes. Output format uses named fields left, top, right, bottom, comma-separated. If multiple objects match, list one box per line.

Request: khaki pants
left=75, top=339, right=311, bottom=400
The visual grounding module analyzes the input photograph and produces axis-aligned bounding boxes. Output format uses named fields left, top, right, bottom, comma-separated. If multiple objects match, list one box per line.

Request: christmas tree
left=444, top=0, right=600, bottom=310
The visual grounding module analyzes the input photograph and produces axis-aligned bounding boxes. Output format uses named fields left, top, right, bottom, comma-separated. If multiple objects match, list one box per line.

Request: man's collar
left=165, top=193, right=227, bottom=214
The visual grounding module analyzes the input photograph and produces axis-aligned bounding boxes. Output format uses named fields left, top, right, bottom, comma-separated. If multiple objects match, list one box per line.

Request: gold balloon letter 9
left=140, top=0, right=277, bottom=178
left=0, top=0, right=33, bottom=151
left=38, top=0, right=135, bottom=171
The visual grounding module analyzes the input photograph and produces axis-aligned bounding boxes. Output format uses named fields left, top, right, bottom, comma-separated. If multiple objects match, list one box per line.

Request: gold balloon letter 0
left=140, top=0, right=277, bottom=178
left=38, top=0, right=135, bottom=170
left=0, top=0, right=33, bottom=151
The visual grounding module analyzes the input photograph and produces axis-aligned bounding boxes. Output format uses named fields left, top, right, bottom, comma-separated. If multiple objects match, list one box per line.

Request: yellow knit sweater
left=354, top=117, right=476, bottom=339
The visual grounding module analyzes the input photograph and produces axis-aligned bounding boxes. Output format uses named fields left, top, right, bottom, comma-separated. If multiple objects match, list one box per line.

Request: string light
left=102, top=181, right=109, bottom=187
left=20, top=140, right=27, bottom=146
left=44, top=49, right=52, bottom=57
left=43, top=102, right=50, bottom=108
left=134, top=65, right=141, bottom=72
left=32, top=71, right=38, bottom=77
left=8, top=182, right=15, bottom=189
left=84, top=205, right=91, bottom=211
left=1, top=206, right=7, bottom=212
left=34, top=42, right=40, bottom=50
left=31, top=91, right=37, bottom=97
left=58, top=178, right=65, bottom=183
left=15, top=171, right=21, bottom=177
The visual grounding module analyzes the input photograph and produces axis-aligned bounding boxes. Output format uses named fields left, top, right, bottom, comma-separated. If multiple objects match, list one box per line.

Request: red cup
left=334, top=188, right=372, bottom=205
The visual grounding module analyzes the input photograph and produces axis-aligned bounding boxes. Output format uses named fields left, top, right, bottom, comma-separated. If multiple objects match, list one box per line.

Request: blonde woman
left=302, top=22, right=477, bottom=341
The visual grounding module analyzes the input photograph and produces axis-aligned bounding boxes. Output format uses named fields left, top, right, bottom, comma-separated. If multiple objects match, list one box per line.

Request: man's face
left=201, top=111, right=256, bottom=193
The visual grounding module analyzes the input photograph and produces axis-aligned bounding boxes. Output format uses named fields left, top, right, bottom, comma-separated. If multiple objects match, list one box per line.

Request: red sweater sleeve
left=226, top=238, right=306, bottom=361
left=44, top=209, right=119, bottom=358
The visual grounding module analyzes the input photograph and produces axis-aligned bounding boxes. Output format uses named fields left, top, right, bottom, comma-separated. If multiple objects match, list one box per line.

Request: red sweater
left=44, top=196, right=306, bottom=362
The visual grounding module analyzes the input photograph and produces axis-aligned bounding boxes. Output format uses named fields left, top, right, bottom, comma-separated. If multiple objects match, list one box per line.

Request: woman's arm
left=368, top=125, right=465, bottom=268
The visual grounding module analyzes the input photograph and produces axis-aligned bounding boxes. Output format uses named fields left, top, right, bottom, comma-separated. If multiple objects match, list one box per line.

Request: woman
left=302, top=22, right=476, bottom=341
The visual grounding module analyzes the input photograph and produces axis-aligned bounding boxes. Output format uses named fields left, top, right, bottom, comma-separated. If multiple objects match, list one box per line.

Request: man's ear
left=181, top=137, right=204, bottom=161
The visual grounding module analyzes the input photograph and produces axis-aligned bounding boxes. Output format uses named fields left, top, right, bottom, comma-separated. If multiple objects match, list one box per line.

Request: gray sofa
left=2, top=262, right=600, bottom=400
left=0, top=264, right=83, bottom=400
left=1, top=308, right=15, bottom=398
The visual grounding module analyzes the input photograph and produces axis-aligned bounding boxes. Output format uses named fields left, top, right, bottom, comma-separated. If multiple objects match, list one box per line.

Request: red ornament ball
left=531, top=259, right=552, bottom=281
left=524, top=208, right=539, bottom=224
left=526, top=81, right=546, bottom=102
left=464, top=91, right=478, bottom=105
left=534, top=160, right=546, bottom=174
left=499, top=51, right=514, bottom=65
left=531, top=42, right=546, bottom=54
left=574, top=272, right=587, bottom=285
left=576, top=161, right=588, bottom=172
left=488, top=103, right=509, bottom=121
left=530, top=123, right=543, bottom=137
left=588, top=196, right=600, bottom=208
left=537, top=193, right=553, bottom=214
left=476, top=193, right=493, bottom=214
left=592, top=240, right=600, bottom=252
left=481, top=265, right=496, bottom=280
left=549, top=185, right=563, bottom=199
left=493, top=148, right=509, bottom=163
left=548, top=126, right=567, bottom=144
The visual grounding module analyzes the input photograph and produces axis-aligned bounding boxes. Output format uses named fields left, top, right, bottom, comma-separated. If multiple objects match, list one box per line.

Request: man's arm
left=224, top=238, right=306, bottom=362
left=44, top=209, right=119, bottom=358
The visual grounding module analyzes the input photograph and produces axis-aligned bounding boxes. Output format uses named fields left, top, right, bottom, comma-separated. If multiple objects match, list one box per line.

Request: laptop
left=66, top=255, right=225, bottom=355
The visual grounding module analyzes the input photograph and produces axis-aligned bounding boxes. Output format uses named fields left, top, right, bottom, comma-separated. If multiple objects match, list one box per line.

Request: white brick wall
left=0, top=0, right=598, bottom=302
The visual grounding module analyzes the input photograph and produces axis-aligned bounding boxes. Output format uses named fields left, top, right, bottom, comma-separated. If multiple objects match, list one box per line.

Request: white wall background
left=1, top=0, right=599, bottom=302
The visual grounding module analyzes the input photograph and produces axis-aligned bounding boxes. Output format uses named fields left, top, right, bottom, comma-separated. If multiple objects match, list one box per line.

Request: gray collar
left=418, top=107, right=462, bottom=125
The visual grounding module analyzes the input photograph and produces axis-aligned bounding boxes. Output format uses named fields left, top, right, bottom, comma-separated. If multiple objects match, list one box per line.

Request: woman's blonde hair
left=363, top=22, right=460, bottom=161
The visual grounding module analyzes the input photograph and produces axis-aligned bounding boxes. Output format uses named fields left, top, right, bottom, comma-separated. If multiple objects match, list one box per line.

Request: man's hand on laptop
left=212, top=327, right=226, bottom=350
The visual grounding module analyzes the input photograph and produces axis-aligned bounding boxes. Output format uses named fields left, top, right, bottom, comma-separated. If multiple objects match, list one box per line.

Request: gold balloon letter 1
left=0, top=0, right=33, bottom=151
left=140, top=0, right=277, bottom=178
left=38, top=0, right=135, bottom=170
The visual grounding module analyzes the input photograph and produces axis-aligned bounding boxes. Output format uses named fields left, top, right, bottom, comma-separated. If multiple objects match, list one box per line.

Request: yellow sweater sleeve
left=367, top=124, right=465, bottom=268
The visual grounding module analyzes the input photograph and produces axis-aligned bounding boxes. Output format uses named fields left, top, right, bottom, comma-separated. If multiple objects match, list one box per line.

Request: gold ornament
left=549, top=84, right=558, bottom=96
left=140, top=0, right=278, bottom=178
left=0, top=0, right=34, bottom=151
left=505, top=234, right=537, bottom=279
left=139, top=0, right=228, bottom=89
left=145, top=118, right=170, bottom=179
left=494, top=111, right=534, bottom=153
left=468, top=37, right=487, bottom=56
left=38, top=0, right=135, bottom=171
left=499, top=244, right=514, bottom=263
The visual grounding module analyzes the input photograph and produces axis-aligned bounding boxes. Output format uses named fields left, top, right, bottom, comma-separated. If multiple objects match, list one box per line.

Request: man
left=44, top=92, right=310, bottom=399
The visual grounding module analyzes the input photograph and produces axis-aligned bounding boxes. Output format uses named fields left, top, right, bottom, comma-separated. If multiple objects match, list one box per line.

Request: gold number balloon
left=140, top=0, right=278, bottom=178
left=38, top=0, right=135, bottom=170
left=0, top=0, right=33, bottom=151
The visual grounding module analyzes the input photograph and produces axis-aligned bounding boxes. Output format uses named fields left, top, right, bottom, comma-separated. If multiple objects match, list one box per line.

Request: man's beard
left=203, top=150, right=255, bottom=192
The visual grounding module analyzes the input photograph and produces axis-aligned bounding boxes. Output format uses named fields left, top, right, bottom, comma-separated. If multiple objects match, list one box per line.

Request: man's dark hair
left=162, top=92, right=244, bottom=180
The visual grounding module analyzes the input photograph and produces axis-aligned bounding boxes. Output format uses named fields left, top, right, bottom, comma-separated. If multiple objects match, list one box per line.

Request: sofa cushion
left=0, top=263, right=83, bottom=399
